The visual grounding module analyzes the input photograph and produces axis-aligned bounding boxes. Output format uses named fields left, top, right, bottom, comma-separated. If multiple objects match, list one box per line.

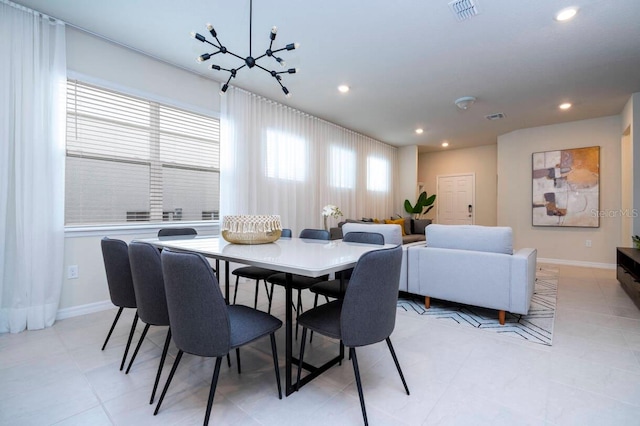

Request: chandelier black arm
left=253, top=52, right=268, bottom=62
left=253, top=63, right=272, bottom=74
left=203, top=39, right=221, bottom=50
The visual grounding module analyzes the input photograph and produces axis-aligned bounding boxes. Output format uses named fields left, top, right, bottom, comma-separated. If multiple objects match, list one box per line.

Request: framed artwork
left=532, top=146, right=600, bottom=227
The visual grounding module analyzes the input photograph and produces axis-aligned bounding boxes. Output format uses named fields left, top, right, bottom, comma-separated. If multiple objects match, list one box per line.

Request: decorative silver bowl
left=221, top=215, right=282, bottom=245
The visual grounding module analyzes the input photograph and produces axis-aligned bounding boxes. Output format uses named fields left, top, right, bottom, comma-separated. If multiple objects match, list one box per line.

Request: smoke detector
left=455, top=96, right=476, bottom=110
left=448, top=0, right=480, bottom=22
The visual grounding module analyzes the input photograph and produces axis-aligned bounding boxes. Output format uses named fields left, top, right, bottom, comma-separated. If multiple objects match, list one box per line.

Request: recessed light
left=441, top=141, right=449, bottom=147
left=559, top=102, right=572, bottom=110
left=555, top=7, right=578, bottom=22
left=415, top=128, right=424, bottom=134
left=338, top=85, right=350, bottom=93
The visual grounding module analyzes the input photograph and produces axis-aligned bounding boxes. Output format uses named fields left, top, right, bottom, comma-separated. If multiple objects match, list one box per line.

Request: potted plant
left=404, top=191, right=436, bottom=219
left=633, top=235, right=640, bottom=249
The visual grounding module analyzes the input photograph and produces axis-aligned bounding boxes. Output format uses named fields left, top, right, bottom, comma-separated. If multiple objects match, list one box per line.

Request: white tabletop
left=140, top=236, right=394, bottom=278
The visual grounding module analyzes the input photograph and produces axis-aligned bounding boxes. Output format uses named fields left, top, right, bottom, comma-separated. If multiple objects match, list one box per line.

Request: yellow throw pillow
left=384, top=218, right=406, bottom=236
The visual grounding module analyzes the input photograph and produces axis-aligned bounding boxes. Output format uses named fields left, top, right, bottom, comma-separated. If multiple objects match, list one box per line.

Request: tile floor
left=1, top=264, right=640, bottom=425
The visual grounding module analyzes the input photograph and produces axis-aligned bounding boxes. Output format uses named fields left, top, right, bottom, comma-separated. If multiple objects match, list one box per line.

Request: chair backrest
left=161, top=249, right=230, bottom=357
left=281, top=228, right=292, bottom=238
left=101, top=237, right=137, bottom=309
left=341, top=223, right=402, bottom=245
left=157, top=227, right=198, bottom=237
left=343, top=231, right=384, bottom=246
left=340, top=245, right=402, bottom=347
left=128, top=241, right=170, bottom=326
left=299, top=228, right=330, bottom=240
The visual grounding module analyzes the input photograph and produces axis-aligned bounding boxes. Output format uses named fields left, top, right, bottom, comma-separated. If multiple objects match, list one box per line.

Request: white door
left=437, top=174, right=475, bottom=225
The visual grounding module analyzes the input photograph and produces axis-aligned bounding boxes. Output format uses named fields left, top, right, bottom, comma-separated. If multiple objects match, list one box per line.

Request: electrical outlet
left=585, top=240, right=592, bottom=248
left=68, top=265, right=79, bottom=279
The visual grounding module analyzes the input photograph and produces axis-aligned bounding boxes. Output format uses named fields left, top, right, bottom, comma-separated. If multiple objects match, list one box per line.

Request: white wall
left=398, top=145, right=418, bottom=216
left=417, top=144, right=497, bottom=225
left=497, top=115, right=621, bottom=266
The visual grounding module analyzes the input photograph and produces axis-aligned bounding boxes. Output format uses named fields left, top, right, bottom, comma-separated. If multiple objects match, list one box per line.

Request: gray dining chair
left=310, top=231, right=385, bottom=302
left=232, top=228, right=292, bottom=313
left=158, top=227, right=218, bottom=275
left=296, top=245, right=409, bottom=426
left=100, top=237, right=138, bottom=371
left=267, top=228, right=330, bottom=338
left=126, top=241, right=172, bottom=405
left=155, top=249, right=283, bottom=425
left=157, top=227, right=197, bottom=237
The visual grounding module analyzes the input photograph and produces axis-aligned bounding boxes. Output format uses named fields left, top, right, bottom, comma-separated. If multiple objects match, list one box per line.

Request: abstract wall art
left=532, top=146, right=600, bottom=227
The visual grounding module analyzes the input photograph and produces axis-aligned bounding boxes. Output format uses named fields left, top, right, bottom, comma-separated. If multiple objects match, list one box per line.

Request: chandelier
left=191, top=0, right=299, bottom=97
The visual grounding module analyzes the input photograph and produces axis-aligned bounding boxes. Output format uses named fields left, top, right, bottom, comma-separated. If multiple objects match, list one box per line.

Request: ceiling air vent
left=448, top=0, right=480, bottom=22
left=486, top=113, right=506, bottom=121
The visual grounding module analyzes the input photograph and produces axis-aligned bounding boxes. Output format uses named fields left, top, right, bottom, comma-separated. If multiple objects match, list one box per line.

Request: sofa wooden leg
left=498, top=310, right=505, bottom=325
left=424, top=296, right=430, bottom=309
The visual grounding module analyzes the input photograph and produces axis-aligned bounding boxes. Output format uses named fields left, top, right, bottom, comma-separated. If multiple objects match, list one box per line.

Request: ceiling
left=12, top=0, right=640, bottom=152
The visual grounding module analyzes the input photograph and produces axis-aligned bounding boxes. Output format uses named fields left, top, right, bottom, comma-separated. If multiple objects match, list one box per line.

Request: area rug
left=397, top=266, right=558, bottom=346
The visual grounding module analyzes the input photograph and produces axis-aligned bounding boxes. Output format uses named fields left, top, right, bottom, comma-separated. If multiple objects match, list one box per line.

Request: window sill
left=64, top=221, right=220, bottom=238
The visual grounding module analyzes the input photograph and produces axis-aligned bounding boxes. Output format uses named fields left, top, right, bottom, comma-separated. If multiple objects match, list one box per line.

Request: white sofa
left=406, top=224, right=537, bottom=324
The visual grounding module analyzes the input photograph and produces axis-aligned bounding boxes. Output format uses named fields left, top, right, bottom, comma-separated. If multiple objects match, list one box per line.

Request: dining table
left=139, top=234, right=394, bottom=396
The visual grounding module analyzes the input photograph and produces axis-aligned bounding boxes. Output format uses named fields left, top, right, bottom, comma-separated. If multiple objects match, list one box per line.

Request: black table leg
left=285, top=272, right=294, bottom=396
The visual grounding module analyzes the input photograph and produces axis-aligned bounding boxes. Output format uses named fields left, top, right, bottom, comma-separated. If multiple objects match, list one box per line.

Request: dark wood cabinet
left=617, top=247, right=640, bottom=310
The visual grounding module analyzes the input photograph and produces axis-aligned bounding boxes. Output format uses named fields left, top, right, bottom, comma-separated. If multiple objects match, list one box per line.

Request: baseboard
left=538, top=257, right=616, bottom=270
left=56, top=300, right=113, bottom=320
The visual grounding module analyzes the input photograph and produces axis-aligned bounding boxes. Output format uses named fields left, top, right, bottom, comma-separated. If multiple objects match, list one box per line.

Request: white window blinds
left=65, top=80, right=220, bottom=225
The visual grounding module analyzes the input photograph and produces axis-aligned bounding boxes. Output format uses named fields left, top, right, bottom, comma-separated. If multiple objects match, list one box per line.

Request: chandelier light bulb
left=559, top=102, right=572, bottom=110
left=338, top=85, right=350, bottom=93
left=415, top=128, right=424, bottom=134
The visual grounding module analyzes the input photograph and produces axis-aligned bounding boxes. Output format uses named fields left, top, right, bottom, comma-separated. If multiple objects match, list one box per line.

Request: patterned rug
left=397, top=266, right=558, bottom=345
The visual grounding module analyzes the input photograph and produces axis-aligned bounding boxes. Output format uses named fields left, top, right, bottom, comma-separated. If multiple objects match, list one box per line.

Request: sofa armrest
left=509, top=248, right=537, bottom=315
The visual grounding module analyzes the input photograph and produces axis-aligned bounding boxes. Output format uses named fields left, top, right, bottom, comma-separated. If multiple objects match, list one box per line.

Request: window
left=366, top=156, right=389, bottom=192
left=329, top=145, right=355, bottom=189
left=265, top=129, right=306, bottom=181
left=65, top=80, right=220, bottom=225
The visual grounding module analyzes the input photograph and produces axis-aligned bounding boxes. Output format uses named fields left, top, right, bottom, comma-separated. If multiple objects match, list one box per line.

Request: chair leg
left=232, top=275, right=240, bottom=305
left=295, top=290, right=303, bottom=340
left=296, top=327, right=308, bottom=391
left=350, top=347, right=369, bottom=426
left=236, top=347, right=241, bottom=374
left=154, top=349, right=184, bottom=416
left=120, top=312, right=139, bottom=371
left=264, top=279, right=273, bottom=313
left=268, top=282, right=275, bottom=314
left=204, top=357, right=223, bottom=426
left=310, top=294, right=319, bottom=343
left=102, top=307, right=123, bottom=350
left=385, top=337, right=410, bottom=395
left=270, top=333, right=282, bottom=399
left=125, top=323, right=150, bottom=374
left=253, top=279, right=260, bottom=309
left=150, top=328, right=172, bottom=404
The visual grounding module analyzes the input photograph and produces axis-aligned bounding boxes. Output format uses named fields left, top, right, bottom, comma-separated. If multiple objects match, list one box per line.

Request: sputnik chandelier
left=191, top=0, right=299, bottom=97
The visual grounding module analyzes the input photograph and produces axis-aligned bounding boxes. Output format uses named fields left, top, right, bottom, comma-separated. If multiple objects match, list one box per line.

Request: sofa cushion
left=384, top=218, right=406, bottom=236
left=412, top=219, right=432, bottom=235
left=403, top=217, right=413, bottom=235
left=426, top=224, right=513, bottom=254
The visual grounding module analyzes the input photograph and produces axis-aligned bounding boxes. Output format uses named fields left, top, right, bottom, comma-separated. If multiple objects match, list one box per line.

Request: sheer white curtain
left=220, top=85, right=397, bottom=234
left=0, top=1, right=66, bottom=333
